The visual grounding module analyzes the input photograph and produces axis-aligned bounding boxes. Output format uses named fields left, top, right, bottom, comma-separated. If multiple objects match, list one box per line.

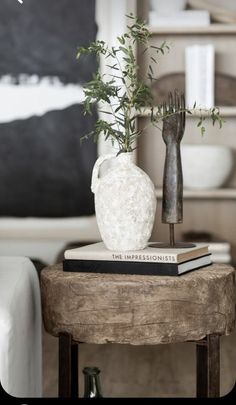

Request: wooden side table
left=41, top=263, right=235, bottom=398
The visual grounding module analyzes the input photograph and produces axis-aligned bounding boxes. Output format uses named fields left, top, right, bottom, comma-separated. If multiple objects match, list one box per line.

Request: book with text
left=64, top=242, right=209, bottom=264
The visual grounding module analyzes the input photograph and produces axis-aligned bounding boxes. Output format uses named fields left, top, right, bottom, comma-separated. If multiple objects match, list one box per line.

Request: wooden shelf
left=150, top=24, right=236, bottom=35
left=156, top=188, right=236, bottom=200
left=137, top=7, right=236, bottom=247
left=138, top=106, right=236, bottom=118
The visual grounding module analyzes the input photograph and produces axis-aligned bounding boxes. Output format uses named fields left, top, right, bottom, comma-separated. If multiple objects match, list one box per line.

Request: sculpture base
left=149, top=242, right=196, bottom=249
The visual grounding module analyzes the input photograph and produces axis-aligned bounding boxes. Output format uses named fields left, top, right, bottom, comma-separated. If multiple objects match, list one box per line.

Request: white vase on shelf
left=91, top=152, right=157, bottom=251
left=181, top=144, right=234, bottom=189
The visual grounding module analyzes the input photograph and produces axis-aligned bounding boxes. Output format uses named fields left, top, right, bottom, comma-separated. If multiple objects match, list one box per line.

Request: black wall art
left=0, top=0, right=96, bottom=83
left=0, top=105, right=97, bottom=217
left=0, top=0, right=97, bottom=217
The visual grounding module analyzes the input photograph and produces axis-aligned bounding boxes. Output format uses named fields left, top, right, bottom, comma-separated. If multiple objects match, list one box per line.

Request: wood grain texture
left=41, top=263, right=235, bottom=345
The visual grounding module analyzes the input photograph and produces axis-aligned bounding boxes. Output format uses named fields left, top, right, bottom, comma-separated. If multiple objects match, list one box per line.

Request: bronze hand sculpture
left=160, top=91, right=195, bottom=248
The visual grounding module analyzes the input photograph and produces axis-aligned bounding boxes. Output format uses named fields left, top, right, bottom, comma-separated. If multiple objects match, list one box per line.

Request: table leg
left=71, top=341, right=79, bottom=397
left=196, top=334, right=220, bottom=398
left=208, top=334, right=220, bottom=397
left=59, top=332, right=79, bottom=398
left=196, top=338, right=208, bottom=397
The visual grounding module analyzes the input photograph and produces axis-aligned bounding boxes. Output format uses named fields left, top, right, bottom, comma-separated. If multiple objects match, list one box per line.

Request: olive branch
left=77, top=14, right=223, bottom=153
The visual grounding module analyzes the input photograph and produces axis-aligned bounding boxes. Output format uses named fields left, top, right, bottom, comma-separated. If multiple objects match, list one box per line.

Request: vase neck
left=83, top=367, right=102, bottom=398
left=115, top=152, right=134, bottom=166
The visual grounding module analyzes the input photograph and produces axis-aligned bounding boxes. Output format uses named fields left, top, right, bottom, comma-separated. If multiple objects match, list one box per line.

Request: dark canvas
left=0, top=105, right=97, bottom=217
left=0, top=0, right=97, bottom=217
left=0, top=0, right=97, bottom=83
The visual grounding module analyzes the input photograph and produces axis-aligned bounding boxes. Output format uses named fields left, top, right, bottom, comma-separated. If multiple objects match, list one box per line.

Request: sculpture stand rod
left=169, top=224, right=175, bottom=247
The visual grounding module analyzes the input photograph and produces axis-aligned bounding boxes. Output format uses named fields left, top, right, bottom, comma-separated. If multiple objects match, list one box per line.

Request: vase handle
left=91, top=154, right=116, bottom=193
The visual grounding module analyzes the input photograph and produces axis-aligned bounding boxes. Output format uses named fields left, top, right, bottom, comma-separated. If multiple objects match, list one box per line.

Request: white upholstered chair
left=0, top=256, right=42, bottom=397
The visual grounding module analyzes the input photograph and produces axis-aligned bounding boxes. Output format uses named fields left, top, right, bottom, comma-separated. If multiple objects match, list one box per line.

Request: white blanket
left=0, top=257, right=42, bottom=397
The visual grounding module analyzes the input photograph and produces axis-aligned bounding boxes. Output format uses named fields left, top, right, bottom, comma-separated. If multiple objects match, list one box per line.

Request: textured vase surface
left=91, top=153, right=157, bottom=251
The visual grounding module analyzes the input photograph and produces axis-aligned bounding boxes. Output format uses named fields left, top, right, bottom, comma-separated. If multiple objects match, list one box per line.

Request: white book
left=64, top=241, right=209, bottom=264
left=197, top=242, right=231, bottom=254
left=185, top=44, right=215, bottom=109
left=212, top=253, right=231, bottom=264
left=149, top=10, right=210, bottom=27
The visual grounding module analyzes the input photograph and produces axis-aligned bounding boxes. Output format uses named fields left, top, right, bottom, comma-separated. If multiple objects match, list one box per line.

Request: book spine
left=185, top=44, right=215, bottom=109
left=204, top=44, right=215, bottom=108
left=63, top=256, right=212, bottom=276
left=64, top=251, right=180, bottom=263
left=63, top=259, right=180, bottom=276
left=212, top=253, right=231, bottom=263
left=149, top=11, right=210, bottom=27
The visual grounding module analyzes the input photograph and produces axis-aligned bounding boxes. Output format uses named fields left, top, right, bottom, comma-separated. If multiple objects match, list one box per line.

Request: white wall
left=96, top=0, right=137, bottom=156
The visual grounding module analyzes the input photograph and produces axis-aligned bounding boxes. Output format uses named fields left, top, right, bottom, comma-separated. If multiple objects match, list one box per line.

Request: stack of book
left=63, top=242, right=212, bottom=276
left=199, top=241, right=231, bottom=264
left=149, top=10, right=210, bottom=27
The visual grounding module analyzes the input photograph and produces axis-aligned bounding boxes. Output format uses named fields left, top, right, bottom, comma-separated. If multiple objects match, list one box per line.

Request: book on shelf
left=185, top=44, right=215, bottom=109
left=212, top=252, right=231, bottom=264
left=198, top=241, right=231, bottom=254
left=196, top=242, right=231, bottom=263
left=182, top=232, right=231, bottom=252
left=149, top=10, right=210, bottom=27
left=182, top=234, right=232, bottom=263
left=63, top=242, right=212, bottom=276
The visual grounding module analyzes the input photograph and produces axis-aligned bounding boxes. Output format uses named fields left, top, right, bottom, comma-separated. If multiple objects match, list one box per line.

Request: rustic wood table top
left=41, top=262, right=235, bottom=345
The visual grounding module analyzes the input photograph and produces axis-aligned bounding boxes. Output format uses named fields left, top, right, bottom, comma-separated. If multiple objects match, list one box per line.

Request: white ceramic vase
left=182, top=144, right=234, bottom=189
left=91, top=153, right=157, bottom=251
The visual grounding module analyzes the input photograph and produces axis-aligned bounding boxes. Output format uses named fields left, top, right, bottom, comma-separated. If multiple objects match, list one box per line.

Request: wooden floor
left=43, top=328, right=236, bottom=398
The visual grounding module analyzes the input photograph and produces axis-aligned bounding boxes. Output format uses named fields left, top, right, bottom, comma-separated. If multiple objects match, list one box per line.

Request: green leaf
left=149, top=64, right=154, bottom=74
left=118, top=36, right=125, bottom=45
left=115, top=105, right=123, bottom=113
left=119, top=46, right=129, bottom=54
left=126, top=13, right=135, bottom=20
left=106, top=64, right=119, bottom=71
left=98, top=110, right=113, bottom=115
